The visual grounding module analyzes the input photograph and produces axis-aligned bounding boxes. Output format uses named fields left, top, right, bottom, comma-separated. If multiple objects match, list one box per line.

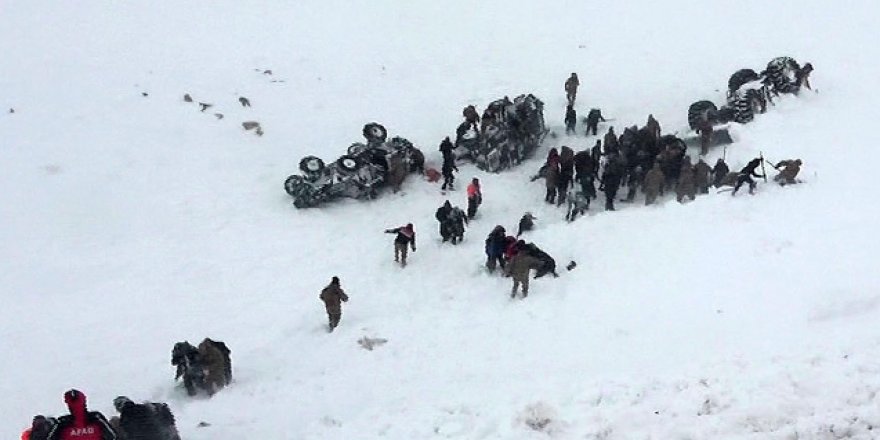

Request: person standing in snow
left=46, top=390, right=117, bottom=440
left=564, top=73, right=580, bottom=106
left=696, top=119, right=713, bottom=156
left=557, top=146, right=575, bottom=206
left=484, top=225, right=508, bottom=272
left=505, top=248, right=542, bottom=299
left=600, top=154, right=624, bottom=211
left=645, top=114, right=661, bottom=141
left=319, top=276, right=349, bottom=332
left=435, top=200, right=454, bottom=242
left=385, top=223, right=416, bottom=266
left=466, top=178, right=482, bottom=219
left=440, top=137, right=458, bottom=191
left=603, top=127, right=619, bottom=156
left=731, top=158, right=765, bottom=196
left=712, top=158, right=730, bottom=188
left=564, top=104, right=577, bottom=135
left=642, top=162, right=665, bottom=205
left=693, top=157, right=712, bottom=194
left=585, top=108, right=606, bottom=136
left=533, top=148, right=560, bottom=204
left=676, top=157, right=696, bottom=202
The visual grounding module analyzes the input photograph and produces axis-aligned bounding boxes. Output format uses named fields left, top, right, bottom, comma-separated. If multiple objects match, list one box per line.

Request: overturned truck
left=453, top=94, right=548, bottom=172
left=284, top=123, right=424, bottom=208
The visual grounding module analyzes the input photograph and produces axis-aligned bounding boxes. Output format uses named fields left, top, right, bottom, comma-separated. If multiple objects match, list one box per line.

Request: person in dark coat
left=642, top=162, right=665, bottom=205
left=676, top=157, right=696, bottom=202
left=505, top=251, right=542, bottom=299
left=484, top=225, right=508, bottom=272
left=46, top=390, right=117, bottom=440
left=696, top=120, right=713, bottom=156
left=435, top=200, right=453, bottom=242
left=623, top=165, right=644, bottom=203
left=564, top=73, right=579, bottom=105
left=693, top=158, right=712, bottom=194
left=520, top=243, right=559, bottom=278
left=25, top=416, right=56, bottom=440
left=440, top=142, right=458, bottom=191
left=603, top=127, right=619, bottom=156
left=533, top=148, right=560, bottom=204
left=732, top=158, right=765, bottom=195
left=517, top=212, right=536, bottom=237
left=384, top=224, right=416, bottom=266
left=585, top=108, right=605, bottom=136
left=600, top=154, right=624, bottom=211
left=773, top=159, right=803, bottom=185
left=319, top=276, right=349, bottom=331
left=111, top=397, right=181, bottom=440
left=448, top=207, right=468, bottom=244
left=557, top=146, right=575, bottom=205
left=564, top=104, right=577, bottom=135
left=712, top=158, right=730, bottom=188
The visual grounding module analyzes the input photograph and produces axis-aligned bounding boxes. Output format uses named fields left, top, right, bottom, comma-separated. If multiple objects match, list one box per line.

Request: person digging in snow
left=505, top=244, right=542, bottom=299
left=773, top=159, right=803, bottom=185
left=732, top=158, right=765, bottom=196
left=385, top=223, right=416, bottom=267
left=517, top=212, right=536, bottom=237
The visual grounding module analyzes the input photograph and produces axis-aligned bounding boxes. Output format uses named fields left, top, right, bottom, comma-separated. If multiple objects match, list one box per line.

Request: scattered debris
left=197, top=421, right=211, bottom=428
left=242, top=121, right=264, bottom=136
left=198, top=102, right=212, bottom=112
left=141, top=92, right=149, bottom=97
left=263, top=69, right=272, bottom=75
left=239, top=97, right=251, bottom=107
left=357, top=336, right=388, bottom=351
left=566, top=261, right=577, bottom=271
left=214, top=113, right=224, bottom=120
left=183, top=94, right=193, bottom=103
left=8, top=108, right=14, bottom=114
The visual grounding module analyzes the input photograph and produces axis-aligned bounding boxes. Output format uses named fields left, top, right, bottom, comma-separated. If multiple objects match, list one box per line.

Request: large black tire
left=362, top=123, right=388, bottom=145
left=766, top=57, right=801, bottom=94
left=728, top=69, right=760, bottom=93
left=347, top=142, right=368, bottom=157
left=730, top=94, right=754, bottom=124
left=336, top=155, right=362, bottom=173
left=299, top=156, right=325, bottom=174
left=284, top=175, right=304, bottom=196
left=688, top=100, right=718, bottom=130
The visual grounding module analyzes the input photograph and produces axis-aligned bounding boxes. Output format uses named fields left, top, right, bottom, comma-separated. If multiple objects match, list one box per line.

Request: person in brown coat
left=386, top=153, right=407, bottom=193
left=693, top=158, right=712, bottom=194
left=773, top=159, right=802, bottom=185
left=505, top=246, right=541, bottom=299
left=319, top=276, right=349, bottom=332
left=643, top=162, right=665, bottom=205
left=198, top=338, right=228, bottom=395
left=564, top=73, right=579, bottom=106
left=696, top=120, right=713, bottom=156
left=676, top=157, right=696, bottom=202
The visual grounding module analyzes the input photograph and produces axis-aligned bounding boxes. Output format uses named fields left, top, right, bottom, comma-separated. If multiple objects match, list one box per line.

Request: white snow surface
left=2, top=1, right=880, bottom=438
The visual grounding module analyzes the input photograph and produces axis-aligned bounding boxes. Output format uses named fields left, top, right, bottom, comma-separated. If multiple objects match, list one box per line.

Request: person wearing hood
left=435, top=200, right=454, bottom=242
left=517, top=212, right=536, bottom=237
left=46, top=390, right=116, bottom=440
left=385, top=223, right=416, bottom=267
left=319, top=276, right=349, bottom=332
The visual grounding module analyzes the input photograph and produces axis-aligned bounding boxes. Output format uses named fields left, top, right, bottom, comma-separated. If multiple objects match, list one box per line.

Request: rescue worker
left=384, top=223, right=416, bottom=266
left=585, top=108, right=606, bottom=136
left=46, top=390, right=117, bottom=440
left=732, top=158, right=765, bottom=196
left=319, top=276, right=349, bottom=332
left=564, top=73, right=579, bottom=105
left=466, top=178, right=482, bottom=219
left=773, top=159, right=802, bottom=185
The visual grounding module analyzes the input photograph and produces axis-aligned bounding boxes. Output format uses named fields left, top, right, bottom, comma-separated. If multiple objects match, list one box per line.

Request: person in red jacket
left=466, top=178, right=482, bottom=219
left=46, top=390, right=116, bottom=440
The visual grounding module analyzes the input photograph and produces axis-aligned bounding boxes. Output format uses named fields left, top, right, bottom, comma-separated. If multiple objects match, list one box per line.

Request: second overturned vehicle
left=284, top=123, right=424, bottom=208
left=453, top=94, right=548, bottom=172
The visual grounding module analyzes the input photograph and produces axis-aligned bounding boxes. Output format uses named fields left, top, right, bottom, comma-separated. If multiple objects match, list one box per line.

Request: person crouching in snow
left=565, top=187, right=590, bottom=221
left=385, top=223, right=416, bottom=267
left=505, top=243, right=542, bottom=299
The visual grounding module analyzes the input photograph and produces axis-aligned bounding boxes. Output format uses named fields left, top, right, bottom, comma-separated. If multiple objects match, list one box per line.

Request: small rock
left=198, top=102, right=212, bottom=112
left=183, top=94, right=193, bottom=102
left=214, top=113, right=224, bottom=120
left=141, top=92, right=149, bottom=97
left=197, top=421, right=211, bottom=428
left=263, top=69, right=272, bottom=75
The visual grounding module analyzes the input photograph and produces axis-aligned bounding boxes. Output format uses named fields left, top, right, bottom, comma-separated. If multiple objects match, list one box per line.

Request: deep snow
left=2, top=1, right=880, bottom=438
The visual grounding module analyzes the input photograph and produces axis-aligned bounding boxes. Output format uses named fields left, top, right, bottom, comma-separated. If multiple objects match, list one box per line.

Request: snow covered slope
left=2, top=1, right=880, bottom=438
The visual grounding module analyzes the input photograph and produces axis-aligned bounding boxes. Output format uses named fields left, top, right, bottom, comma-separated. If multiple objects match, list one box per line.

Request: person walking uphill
left=46, top=390, right=117, bottom=440
left=440, top=137, right=458, bottom=191
left=564, top=104, right=577, bottom=135
left=319, top=276, right=348, bottom=332
left=466, top=178, right=482, bottom=219
left=385, top=223, right=416, bottom=267
left=565, top=73, right=580, bottom=106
